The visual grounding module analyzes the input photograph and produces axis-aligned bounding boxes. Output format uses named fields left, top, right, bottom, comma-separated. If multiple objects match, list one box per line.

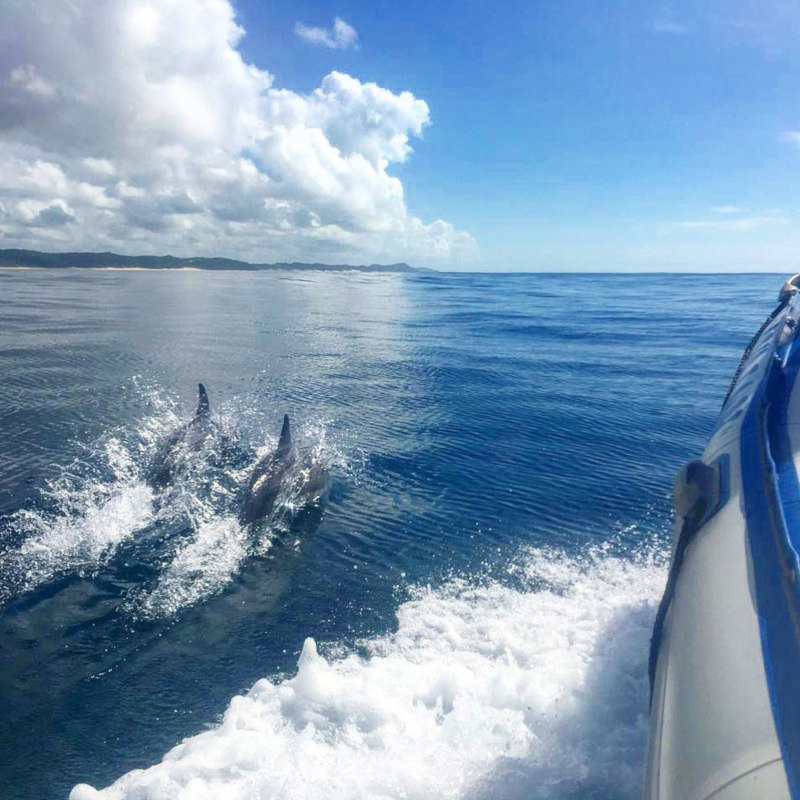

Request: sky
left=1, top=0, right=800, bottom=271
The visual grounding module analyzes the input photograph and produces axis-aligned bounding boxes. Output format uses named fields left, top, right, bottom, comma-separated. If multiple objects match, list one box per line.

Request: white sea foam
left=71, top=546, right=665, bottom=800
left=0, top=438, right=155, bottom=599
left=17, top=482, right=154, bottom=574
left=136, top=516, right=251, bottom=619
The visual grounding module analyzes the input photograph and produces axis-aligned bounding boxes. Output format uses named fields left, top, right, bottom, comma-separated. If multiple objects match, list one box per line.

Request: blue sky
left=237, top=0, right=800, bottom=270
left=2, top=0, right=800, bottom=270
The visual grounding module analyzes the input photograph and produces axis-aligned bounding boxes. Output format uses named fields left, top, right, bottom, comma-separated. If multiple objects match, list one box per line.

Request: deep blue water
left=0, top=270, right=781, bottom=799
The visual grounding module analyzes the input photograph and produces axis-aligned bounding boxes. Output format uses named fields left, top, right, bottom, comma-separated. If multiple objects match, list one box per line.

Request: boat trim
left=741, top=301, right=800, bottom=799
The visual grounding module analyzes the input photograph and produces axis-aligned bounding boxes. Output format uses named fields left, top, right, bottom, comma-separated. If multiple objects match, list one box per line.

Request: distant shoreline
left=0, top=249, right=423, bottom=274
left=0, top=265, right=399, bottom=273
left=0, top=265, right=203, bottom=271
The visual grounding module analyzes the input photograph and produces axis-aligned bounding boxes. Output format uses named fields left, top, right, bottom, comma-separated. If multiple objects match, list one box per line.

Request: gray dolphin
left=147, top=383, right=215, bottom=487
left=239, top=414, right=329, bottom=526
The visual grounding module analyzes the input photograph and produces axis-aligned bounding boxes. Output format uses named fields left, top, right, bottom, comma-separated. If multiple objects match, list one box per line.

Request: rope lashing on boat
left=722, top=301, right=789, bottom=409
left=722, top=275, right=800, bottom=410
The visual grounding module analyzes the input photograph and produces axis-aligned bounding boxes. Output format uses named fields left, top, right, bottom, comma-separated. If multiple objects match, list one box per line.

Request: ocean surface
left=0, top=269, right=780, bottom=799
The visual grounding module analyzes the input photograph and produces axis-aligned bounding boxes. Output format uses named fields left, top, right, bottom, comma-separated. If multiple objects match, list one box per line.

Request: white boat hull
left=646, top=275, right=800, bottom=799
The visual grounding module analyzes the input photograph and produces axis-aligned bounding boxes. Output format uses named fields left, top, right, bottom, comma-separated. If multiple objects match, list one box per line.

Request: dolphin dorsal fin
left=196, top=383, right=210, bottom=417
left=277, top=414, right=292, bottom=457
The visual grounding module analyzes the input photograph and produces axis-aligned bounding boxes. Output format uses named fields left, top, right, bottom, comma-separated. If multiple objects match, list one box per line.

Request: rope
left=722, top=299, right=788, bottom=409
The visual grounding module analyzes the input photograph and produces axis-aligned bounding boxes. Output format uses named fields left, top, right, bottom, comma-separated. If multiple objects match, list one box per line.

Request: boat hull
left=646, top=276, right=800, bottom=800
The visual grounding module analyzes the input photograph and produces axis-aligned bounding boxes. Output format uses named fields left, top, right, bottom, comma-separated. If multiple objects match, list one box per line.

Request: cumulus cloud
left=0, top=0, right=474, bottom=266
left=294, top=18, right=359, bottom=50
left=34, top=202, right=77, bottom=227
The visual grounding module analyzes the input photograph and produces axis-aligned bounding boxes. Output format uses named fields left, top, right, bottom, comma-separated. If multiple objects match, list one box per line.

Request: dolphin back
left=239, top=452, right=289, bottom=525
left=277, top=414, right=292, bottom=457
left=239, top=415, right=296, bottom=525
left=147, top=383, right=214, bottom=487
left=147, top=425, right=188, bottom=487
left=196, top=383, right=210, bottom=417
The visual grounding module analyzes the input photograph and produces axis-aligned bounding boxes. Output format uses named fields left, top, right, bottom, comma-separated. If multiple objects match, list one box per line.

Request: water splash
left=71, top=546, right=665, bottom=800
left=130, top=413, right=340, bottom=619
left=135, top=516, right=250, bottom=619
left=0, top=436, right=155, bottom=602
left=0, top=386, right=343, bottom=617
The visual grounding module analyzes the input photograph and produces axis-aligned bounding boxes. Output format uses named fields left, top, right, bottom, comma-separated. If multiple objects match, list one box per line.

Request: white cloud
left=710, top=205, right=743, bottom=214
left=647, top=20, right=691, bottom=35
left=295, top=17, right=359, bottom=50
left=782, top=131, right=800, bottom=148
left=82, top=158, right=117, bottom=178
left=34, top=201, right=77, bottom=227
left=676, top=213, right=788, bottom=231
left=0, top=0, right=473, bottom=266
left=9, top=64, right=55, bottom=98
left=1, top=198, right=76, bottom=228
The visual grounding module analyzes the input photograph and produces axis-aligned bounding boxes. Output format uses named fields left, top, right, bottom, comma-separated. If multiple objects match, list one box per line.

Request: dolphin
left=239, top=414, right=329, bottom=526
left=147, top=383, right=216, bottom=487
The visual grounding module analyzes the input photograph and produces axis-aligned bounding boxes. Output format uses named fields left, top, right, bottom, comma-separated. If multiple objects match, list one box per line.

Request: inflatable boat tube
left=646, top=273, right=800, bottom=799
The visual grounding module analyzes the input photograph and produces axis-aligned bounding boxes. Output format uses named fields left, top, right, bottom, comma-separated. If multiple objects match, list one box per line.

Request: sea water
left=0, top=270, right=780, bottom=798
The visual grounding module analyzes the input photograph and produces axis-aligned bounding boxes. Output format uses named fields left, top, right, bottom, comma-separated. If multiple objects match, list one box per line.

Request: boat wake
left=71, top=545, right=666, bottom=800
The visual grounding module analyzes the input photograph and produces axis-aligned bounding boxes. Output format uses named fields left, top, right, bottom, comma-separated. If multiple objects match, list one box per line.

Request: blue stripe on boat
left=741, top=304, right=800, bottom=799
